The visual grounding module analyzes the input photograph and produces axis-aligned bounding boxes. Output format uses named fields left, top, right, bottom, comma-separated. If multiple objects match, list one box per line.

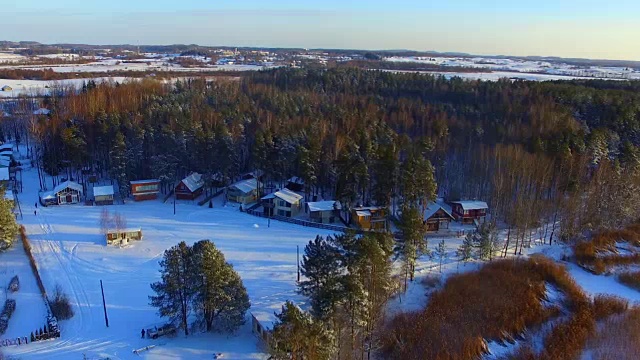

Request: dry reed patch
left=588, top=307, right=640, bottom=360
left=381, top=257, right=582, bottom=360
left=574, top=223, right=640, bottom=274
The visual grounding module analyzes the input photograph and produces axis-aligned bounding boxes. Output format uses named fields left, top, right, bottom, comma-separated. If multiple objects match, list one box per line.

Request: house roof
left=0, top=158, right=10, bottom=167
left=307, top=201, right=341, bottom=212
left=424, top=202, right=454, bottom=221
left=53, top=180, right=83, bottom=195
left=40, top=191, right=55, bottom=200
left=180, top=172, right=204, bottom=192
left=0, top=150, right=13, bottom=157
left=0, top=168, right=8, bottom=181
left=451, top=200, right=488, bottom=211
left=130, top=179, right=160, bottom=185
left=229, top=178, right=260, bottom=194
left=0, top=144, right=12, bottom=152
left=287, top=176, right=304, bottom=185
left=33, top=108, right=50, bottom=115
left=93, top=185, right=114, bottom=197
left=355, top=209, right=372, bottom=217
left=272, top=188, right=303, bottom=204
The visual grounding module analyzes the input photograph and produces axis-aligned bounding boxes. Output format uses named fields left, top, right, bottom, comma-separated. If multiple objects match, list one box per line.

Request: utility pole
left=100, top=280, right=109, bottom=327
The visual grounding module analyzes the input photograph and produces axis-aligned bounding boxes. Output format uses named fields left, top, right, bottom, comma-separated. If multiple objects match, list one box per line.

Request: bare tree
left=99, top=208, right=111, bottom=237
left=113, top=212, right=127, bottom=236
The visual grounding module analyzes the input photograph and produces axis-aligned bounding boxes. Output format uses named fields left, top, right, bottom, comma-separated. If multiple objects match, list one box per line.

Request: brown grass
left=592, top=294, right=629, bottom=320
left=618, top=271, right=640, bottom=291
left=380, top=256, right=586, bottom=360
left=574, top=223, right=640, bottom=274
left=588, top=307, right=640, bottom=360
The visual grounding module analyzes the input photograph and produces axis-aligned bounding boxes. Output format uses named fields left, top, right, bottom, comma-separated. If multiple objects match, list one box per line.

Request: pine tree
left=0, top=188, right=19, bottom=251
left=270, top=301, right=334, bottom=360
left=457, top=233, right=474, bottom=264
left=396, top=206, right=427, bottom=287
left=150, top=241, right=195, bottom=336
left=109, top=132, right=128, bottom=198
left=298, top=235, right=343, bottom=319
left=191, top=240, right=250, bottom=333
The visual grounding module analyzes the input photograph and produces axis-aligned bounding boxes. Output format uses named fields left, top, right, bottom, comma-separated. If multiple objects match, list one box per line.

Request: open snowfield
left=0, top=78, right=129, bottom=98
left=1, top=154, right=335, bottom=359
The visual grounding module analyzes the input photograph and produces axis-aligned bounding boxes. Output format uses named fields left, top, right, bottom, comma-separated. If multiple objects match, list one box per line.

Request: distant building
left=352, top=206, right=387, bottom=231
left=227, top=178, right=261, bottom=205
left=424, top=202, right=455, bottom=232
left=241, top=170, right=264, bottom=181
left=306, top=201, right=341, bottom=224
left=130, top=179, right=160, bottom=201
left=285, top=176, right=304, bottom=192
left=175, top=172, right=205, bottom=200
left=1, top=86, right=12, bottom=92
left=93, top=185, right=114, bottom=205
left=33, top=108, right=50, bottom=116
left=261, top=188, right=303, bottom=218
left=450, top=201, right=488, bottom=224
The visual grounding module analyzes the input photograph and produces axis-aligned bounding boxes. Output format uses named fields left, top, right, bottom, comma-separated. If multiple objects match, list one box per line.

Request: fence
left=244, top=208, right=366, bottom=234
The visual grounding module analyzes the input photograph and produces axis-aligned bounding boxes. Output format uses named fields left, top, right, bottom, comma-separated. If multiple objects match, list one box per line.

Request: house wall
left=175, top=181, right=203, bottom=200
left=227, top=189, right=257, bottom=204
left=95, top=194, right=114, bottom=205
left=56, top=188, right=81, bottom=205
left=309, top=210, right=338, bottom=224
left=452, top=204, right=487, bottom=223
left=274, top=198, right=302, bottom=217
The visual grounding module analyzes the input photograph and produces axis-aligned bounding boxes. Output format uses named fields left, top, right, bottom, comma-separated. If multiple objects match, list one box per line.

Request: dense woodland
left=6, top=68, right=640, bottom=358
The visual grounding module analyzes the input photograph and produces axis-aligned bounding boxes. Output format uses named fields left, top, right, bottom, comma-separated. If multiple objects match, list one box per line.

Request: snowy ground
left=385, top=56, right=640, bottom=81
left=1, top=148, right=335, bottom=359
left=0, top=78, right=129, bottom=98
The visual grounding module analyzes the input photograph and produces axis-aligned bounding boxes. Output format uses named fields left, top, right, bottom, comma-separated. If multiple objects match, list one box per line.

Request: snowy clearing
left=2, top=152, right=335, bottom=359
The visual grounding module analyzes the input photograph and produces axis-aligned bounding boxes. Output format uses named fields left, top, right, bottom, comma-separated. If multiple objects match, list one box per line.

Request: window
left=136, top=184, right=158, bottom=192
left=278, top=209, right=286, bottom=217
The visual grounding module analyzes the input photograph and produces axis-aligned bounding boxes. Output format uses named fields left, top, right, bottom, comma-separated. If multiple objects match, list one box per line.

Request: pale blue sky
left=3, top=1, right=639, bottom=60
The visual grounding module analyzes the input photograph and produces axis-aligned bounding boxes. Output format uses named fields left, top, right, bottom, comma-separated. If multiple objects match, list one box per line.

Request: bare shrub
left=593, top=294, right=629, bottom=320
left=420, top=275, right=441, bottom=289
left=618, top=271, right=640, bottom=291
left=49, top=284, right=74, bottom=320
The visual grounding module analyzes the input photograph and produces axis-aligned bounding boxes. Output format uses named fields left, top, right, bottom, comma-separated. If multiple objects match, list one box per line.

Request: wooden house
left=175, top=172, right=204, bottom=200
left=227, top=178, right=261, bottom=205
left=130, top=179, right=160, bottom=201
left=285, top=176, right=304, bottom=192
left=39, top=180, right=83, bottom=206
left=450, top=201, right=488, bottom=224
left=106, top=228, right=143, bottom=246
left=424, top=202, right=455, bottom=232
left=351, top=206, right=387, bottom=231
left=306, top=201, right=341, bottom=224
left=261, top=188, right=303, bottom=217
left=241, top=170, right=264, bottom=181
left=93, top=185, right=114, bottom=205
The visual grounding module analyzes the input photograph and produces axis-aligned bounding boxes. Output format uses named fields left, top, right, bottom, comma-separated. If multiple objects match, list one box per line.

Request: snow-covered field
left=0, top=78, right=130, bottom=98
left=385, top=56, right=640, bottom=81
left=0, top=150, right=335, bottom=359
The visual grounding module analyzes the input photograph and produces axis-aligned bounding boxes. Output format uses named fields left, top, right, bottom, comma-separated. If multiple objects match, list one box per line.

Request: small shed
left=39, top=191, right=57, bottom=206
left=106, top=228, right=143, bottom=246
left=352, top=206, right=387, bottom=231
left=130, top=179, right=160, bottom=201
left=93, top=185, right=114, bottom=205
left=306, top=200, right=341, bottom=224
left=175, top=172, right=204, bottom=200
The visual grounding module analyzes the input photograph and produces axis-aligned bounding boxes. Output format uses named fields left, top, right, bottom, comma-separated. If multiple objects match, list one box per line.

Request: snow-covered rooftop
left=307, top=200, right=340, bottom=212
left=424, top=202, right=454, bottom=220
left=93, top=185, right=114, bottom=197
left=33, top=108, right=50, bottom=115
left=287, top=176, right=304, bottom=185
left=229, top=178, right=260, bottom=194
left=54, top=180, right=83, bottom=195
left=180, top=172, right=204, bottom=192
left=271, top=188, right=303, bottom=204
left=451, top=200, right=488, bottom=211
left=130, top=179, right=160, bottom=185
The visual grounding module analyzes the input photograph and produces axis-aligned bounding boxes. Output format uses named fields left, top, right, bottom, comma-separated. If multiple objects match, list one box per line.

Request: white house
left=261, top=188, right=303, bottom=217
